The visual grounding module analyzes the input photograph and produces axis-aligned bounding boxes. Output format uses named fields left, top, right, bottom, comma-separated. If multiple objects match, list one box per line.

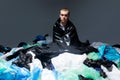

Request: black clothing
left=52, top=18, right=98, bottom=54
left=53, top=18, right=81, bottom=47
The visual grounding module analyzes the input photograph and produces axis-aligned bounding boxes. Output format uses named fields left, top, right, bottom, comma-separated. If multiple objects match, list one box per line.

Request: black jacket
left=53, top=18, right=81, bottom=47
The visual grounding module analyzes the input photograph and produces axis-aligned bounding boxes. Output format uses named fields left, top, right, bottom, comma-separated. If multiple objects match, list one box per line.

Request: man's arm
left=53, top=25, right=63, bottom=43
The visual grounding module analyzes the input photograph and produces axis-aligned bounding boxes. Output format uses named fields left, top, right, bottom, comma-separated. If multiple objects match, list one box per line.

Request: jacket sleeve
left=66, top=23, right=79, bottom=40
left=53, top=25, right=63, bottom=43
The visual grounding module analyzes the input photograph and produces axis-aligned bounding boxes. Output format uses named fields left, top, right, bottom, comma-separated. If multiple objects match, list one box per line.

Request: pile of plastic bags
left=0, top=35, right=120, bottom=80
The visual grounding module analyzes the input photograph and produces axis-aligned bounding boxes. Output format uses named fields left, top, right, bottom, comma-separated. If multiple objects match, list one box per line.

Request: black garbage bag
left=78, top=75, right=93, bottom=80
left=0, top=45, right=11, bottom=54
left=6, top=47, right=33, bottom=70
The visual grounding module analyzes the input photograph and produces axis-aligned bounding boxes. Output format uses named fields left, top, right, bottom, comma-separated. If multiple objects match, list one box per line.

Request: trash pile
left=0, top=35, right=120, bottom=80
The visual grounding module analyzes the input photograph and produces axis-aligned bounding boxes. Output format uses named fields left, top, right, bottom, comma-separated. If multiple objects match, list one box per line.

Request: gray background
left=0, top=0, right=120, bottom=47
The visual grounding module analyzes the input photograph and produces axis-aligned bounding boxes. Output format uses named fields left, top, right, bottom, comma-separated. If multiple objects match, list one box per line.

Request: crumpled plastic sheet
left=98, top=44, right=120, bottom=68
left=0, top=59, right=42, bottom=80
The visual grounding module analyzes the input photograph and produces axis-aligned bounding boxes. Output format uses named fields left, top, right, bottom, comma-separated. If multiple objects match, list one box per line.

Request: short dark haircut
left=60, top=8, right=70, bottom=16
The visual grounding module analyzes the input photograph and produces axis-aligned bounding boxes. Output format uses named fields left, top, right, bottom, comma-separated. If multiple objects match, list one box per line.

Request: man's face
left=59, top=10, right=69, bottom=24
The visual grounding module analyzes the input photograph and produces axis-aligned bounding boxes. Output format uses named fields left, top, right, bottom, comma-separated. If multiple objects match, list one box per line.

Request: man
left=53, top=8, right=98, bottom=53
left=53, top=8, right=81, bottom=47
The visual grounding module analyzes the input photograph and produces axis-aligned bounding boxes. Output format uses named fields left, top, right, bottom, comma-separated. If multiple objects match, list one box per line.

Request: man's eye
left=61, top=14, right=68, bottom=16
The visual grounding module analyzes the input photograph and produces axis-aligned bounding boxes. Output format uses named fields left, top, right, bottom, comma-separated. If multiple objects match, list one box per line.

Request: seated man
left=53, top=8, right=82, bottom=47
left=52, top=8, right=97, bottom=53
